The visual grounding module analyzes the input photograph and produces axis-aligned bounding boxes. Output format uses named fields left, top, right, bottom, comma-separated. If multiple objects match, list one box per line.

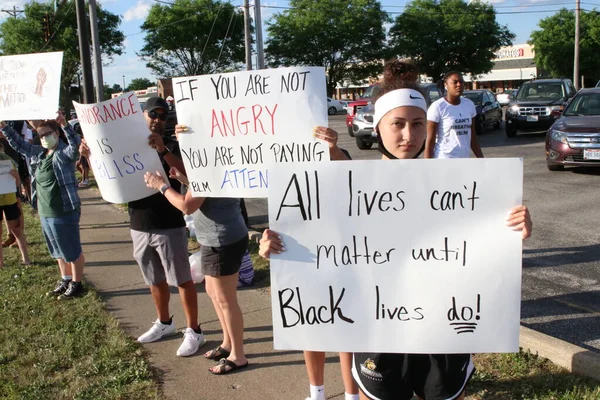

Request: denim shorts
left=40, top=209, right=83, bottom=262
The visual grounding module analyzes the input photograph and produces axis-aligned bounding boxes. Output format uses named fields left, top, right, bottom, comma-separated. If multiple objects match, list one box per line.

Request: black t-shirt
left=128, top=136, right=186, bottom=231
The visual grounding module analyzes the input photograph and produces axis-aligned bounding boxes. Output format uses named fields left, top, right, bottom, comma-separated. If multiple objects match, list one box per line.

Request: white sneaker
left=137, top=319, right=177, bottom=343
left=176, top=328, right=206, bottom=357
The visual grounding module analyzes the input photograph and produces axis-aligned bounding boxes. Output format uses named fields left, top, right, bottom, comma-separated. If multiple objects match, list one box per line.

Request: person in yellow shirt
left=0, top=142, right=30, bottom=268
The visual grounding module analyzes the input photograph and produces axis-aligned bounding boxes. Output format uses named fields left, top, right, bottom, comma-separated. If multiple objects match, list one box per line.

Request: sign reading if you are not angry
left=173, top=67, right=329, bottom=198
left=268, top=158, right=524, bottom=354
left=74, top=93, right=166, bottom=204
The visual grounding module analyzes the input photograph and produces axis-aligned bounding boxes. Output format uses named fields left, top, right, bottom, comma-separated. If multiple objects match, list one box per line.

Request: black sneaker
left=57, top=281, right=83, bottom=301
left=46, top=279, right=71, bottom=297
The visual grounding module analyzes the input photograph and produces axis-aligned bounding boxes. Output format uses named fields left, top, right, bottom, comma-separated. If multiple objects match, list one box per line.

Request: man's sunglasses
left=148, top=110, right=168, bottom=121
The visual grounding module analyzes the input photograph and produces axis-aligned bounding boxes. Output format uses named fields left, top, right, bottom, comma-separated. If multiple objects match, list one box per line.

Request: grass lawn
left=0, top=205, right=161, bottom=400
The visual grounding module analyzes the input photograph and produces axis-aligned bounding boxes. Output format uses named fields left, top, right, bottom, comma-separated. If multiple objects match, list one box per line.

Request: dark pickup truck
left=505, top=78, right=577, bottom=137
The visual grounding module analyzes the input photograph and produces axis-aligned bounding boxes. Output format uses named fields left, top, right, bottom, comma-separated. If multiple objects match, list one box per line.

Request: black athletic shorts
left=352, top=352, right=474, bottom=400
left=0, top=202, right=21, bottom=222
left=200, top=235, right=249, bottom=277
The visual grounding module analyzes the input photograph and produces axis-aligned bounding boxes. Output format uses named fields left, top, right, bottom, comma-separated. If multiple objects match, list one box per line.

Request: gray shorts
left=131, top=228, right=192, bottom=287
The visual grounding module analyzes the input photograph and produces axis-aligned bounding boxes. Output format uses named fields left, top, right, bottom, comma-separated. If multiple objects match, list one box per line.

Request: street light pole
left=75, top=0, right=94, bottom=103
left=89, top=0, right=104, bottom=101
left=573, top=0, right=580, bottom=90
left=254, top=0, right=265, bottom=69
left=122, top=75, right=126, bottom=92
left=243, top=0, right=252, bottom=70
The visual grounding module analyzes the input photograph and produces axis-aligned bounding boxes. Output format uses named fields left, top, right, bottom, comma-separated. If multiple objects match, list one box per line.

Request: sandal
left=204, top=345, right=231, bottom=360
left=209, top=358, right=248, bottom=375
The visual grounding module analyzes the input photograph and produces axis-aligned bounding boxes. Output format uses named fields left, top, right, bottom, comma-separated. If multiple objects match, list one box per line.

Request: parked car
left=505, top=78, right=577, bottom=137
left=496, top=89, right=517, bottom=106
left=596, top=80, right=600, bottom=88
left=340, top=99, right=353, bottom=112
left=545, top=88, right=600, bottom=171
left=327, top=97, right=344, bottom=115
left=461, top=90, right=503, bottom=135
left=346, top=84, right=381, bottom=137
left=353, top=83, right=443, bottom=150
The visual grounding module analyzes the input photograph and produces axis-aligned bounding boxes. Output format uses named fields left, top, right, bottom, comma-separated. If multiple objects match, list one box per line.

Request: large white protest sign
left=0, top=160, right=15, bottom=195
left=268, top=158, right=524, bottom=354
left=0, top=52, right=63, bottom=121
left=173, top=67, right=329, bottom=198
left=73, top=93, right=166, bottom=204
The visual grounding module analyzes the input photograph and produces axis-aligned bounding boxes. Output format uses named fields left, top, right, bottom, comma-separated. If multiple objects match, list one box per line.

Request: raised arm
left=0, top=122, right=43, bottom=159
left=57, top=111, right=81, bottom=161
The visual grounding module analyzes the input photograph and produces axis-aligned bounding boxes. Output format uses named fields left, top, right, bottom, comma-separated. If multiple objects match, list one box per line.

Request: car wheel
left=328, top=106, right=337, bottom=115
left=547, top=164, right=565, bottom=171
left=355, top=137, right=373, bottom=150
left=505, top=124, right=517, bottom=137
left=347, top=126, right=355, bottom=137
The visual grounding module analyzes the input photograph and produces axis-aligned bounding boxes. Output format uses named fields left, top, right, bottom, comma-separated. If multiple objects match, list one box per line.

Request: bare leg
left=177, top=280, right=198, bottom=328
left=204, top=277, right=232, bottom=353
left=58, top=258, right=72, bottom=276
left=207, top=273, right=247, bottom=370
left=7, top=218, right=30, bottom=264
left=340, top=352, right=358, bottom=394
left=70, top=253, right=85, bottom=282
left=360, top=391, right=370, bottom=400
left=149, top=280, right=170, bottom=322
left=304, top=351, right=326, bottom=385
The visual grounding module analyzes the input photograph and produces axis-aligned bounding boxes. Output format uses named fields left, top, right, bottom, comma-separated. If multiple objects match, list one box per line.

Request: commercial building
left=465, top=44, right=539, bottom=92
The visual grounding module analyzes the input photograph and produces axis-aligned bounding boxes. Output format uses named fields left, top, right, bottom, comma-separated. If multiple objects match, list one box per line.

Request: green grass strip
left=0, top=205, right=161, bottom=400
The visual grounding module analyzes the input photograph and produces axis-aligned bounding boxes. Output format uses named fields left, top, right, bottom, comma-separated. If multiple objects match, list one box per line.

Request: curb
left=520, top=325, right=600, bottom=381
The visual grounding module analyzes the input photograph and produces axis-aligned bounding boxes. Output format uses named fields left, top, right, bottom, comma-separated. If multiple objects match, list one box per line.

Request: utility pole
left=573, top=0, right=581, bottom=90
left=1, top=6, right=24, bottom=18
left=75, top=0, right=94, bottom=103
left=89, top=0, right=104, bottom=102
left=243, top=0, right=252, bottom=70
left=254, top=0, right=265, bottom=69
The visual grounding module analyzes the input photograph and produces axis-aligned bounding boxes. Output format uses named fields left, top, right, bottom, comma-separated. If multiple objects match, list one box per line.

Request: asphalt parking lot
left=246, top=114, right=600, bottom=353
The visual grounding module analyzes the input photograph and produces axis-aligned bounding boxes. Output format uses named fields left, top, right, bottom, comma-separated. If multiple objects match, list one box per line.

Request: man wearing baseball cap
left=129, top=97, right=205, bottom=357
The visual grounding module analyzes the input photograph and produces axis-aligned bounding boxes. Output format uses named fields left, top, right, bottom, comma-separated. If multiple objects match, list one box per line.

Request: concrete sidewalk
left=78, top=188, right=347, bottom=400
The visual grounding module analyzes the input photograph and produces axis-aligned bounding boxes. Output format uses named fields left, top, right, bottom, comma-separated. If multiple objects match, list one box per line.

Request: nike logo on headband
left=409, top=94, right=421, bottom=99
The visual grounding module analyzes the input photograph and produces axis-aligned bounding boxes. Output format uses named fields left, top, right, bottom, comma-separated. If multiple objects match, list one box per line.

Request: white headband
left=373, top=89, right=427, bottom=131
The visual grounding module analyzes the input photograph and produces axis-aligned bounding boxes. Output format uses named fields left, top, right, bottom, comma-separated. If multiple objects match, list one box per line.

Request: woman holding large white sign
left=1, top=111, right=86, bottom=300
left=144, top=137, right=250, bottom=375
left=260, top=60, right=532, bottom=400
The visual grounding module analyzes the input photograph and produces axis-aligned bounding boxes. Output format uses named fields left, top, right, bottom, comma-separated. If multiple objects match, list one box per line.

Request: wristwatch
left=158, top=147, right=170, bottom=157
left=159, top=184, right=169, bottom=195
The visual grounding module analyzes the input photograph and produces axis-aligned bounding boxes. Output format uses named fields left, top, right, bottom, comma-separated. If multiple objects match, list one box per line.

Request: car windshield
left=563, top=93, right=600, bottom=116
left=462, top=92, right=481, bottom=105
left=360, top=85, right=380, bottom=99
left=516, top=83, right=564, bottom=101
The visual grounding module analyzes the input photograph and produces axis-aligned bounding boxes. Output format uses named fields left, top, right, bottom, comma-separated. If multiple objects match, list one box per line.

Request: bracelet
left=159, top=184, right=169, bottom=195
left=158, top=148, right=169, bottom=157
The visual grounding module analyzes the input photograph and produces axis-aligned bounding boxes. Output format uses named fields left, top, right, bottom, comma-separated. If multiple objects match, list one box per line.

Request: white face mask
left=41, top=133, right=58, bottom=149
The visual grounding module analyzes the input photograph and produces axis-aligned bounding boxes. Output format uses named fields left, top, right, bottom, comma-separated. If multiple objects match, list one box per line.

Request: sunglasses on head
left=148, top=110, right=168, bottom=121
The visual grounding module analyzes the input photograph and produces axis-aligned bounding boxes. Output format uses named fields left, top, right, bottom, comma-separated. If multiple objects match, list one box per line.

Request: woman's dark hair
left=38, top=120, right=61, bottom=132
left=374, top=59, right=422, bottom=103
left=37, top=120, right=68, bottom=144
left=443, top=71, right=464, bottom=83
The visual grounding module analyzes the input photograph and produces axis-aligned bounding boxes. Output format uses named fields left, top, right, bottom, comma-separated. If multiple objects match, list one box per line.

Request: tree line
left=0, top=0, right=598, bottom=103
